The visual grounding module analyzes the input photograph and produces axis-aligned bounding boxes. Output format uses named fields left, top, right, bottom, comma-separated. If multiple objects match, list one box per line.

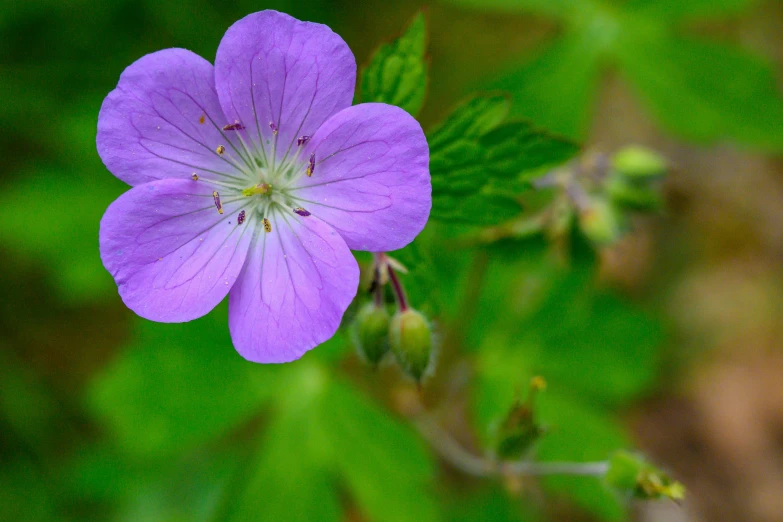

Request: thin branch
left=413, top=415, right=608, bottom=478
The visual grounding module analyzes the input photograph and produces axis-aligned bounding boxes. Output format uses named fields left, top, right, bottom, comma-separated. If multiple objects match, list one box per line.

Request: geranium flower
left=97, top=10, right=431, bottom=363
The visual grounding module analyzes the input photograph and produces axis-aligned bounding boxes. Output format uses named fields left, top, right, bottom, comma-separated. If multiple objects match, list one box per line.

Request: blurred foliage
left=2, top=0, right=780, bottom=521
left=446, top=0, right=783, bottom=149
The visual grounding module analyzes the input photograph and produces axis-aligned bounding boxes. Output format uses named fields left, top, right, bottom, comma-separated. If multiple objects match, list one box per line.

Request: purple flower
left=97, top=10, right=431, bottom=363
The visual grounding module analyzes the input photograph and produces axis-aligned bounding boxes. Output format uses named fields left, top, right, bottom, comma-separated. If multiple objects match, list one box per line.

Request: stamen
left=293, top=207, right=311, bottom=217
left=297, top=135, right=311, bottom=147
left=237, top=210, right=246, bottom=225
left=216, top=145, right=226, bottom=155
left=213, top=191, right=224, bottom=214
left=263, top=218, right=272, bottom=233
left=269, top=121, right=278, bottom=135
left=222, top=121, right=245, bottom=131
left=241, top=183, right=272, bottom=196
left=306, top=153, right=315, bottom=177
left=199, top=113, right=205, bottom=124
left=191, top=173, right=199, bottom=181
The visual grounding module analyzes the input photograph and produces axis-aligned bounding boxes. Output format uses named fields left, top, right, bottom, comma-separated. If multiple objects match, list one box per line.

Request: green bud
left=495, top=377, right=547, bottom=460
left=606, top=175, right=663, bottom=211
left=354, top=303, right=391, bottom=366
left=611, top=146, right=667, bottom=181
left=389, top=309, right=433, bottom=382
left=605, top=451, right=685, bottom=501
left=578, top=197, right=623, bottom=245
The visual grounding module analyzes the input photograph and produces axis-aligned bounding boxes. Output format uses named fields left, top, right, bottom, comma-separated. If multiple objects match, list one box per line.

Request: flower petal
left=100, top=179, right=253, bottom=322
left=214, top=10, right=356, bottom=164
left=98, top=48, right=252, bottom=186
left=228, top=211, right=359, bottom=363
left=291, top=103, right=431, bottom=252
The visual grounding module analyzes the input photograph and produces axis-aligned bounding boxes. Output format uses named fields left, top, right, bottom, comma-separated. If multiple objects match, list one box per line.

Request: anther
left=306, top=153, right=315, bottom=177
left=263, top=218, right=272, bottom=233
left=222, top=121, right=245, bottom=131
left=199, top=113, right=205, bottom=124
left=216, top=145, right=226, bottom=155
left=297, top=135, right=311, bottom=147
left=237, top=210, right=246, bottom=225
left=269, top=121, right=278, bottom=135
left=293, top=207, right=311, bottom=217
left=191, top=173, right=199, bottom=181
left=213, top=191, right=224, bottom=214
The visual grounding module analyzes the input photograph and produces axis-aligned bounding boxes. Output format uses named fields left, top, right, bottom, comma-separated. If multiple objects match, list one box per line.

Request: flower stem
left=387, top=264, right=408, bottom=312
left=413, top=415, right=608, bottom=478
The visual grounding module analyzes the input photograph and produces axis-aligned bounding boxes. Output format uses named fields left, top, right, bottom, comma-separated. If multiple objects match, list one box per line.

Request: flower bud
left=611, top=146, right=667, bottom=181
left=353, top=303, right=391, bottom=367
left=605, top=450, right=685, bottom=501
left=606, top=175, right=663, bottom=211
left=495, top=377, right=547, bottom=460
left=389, top=309, right=433, bottom=382
left=578, top=197, right=623, bottom=245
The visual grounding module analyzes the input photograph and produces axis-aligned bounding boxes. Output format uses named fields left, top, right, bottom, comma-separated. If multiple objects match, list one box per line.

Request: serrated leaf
left=615, top=32, right=783, bottom=149
left=87, top=306, right=278, bottom=457
left=427, top=95, right=578, bottom=224
left=360, top=12, right=428, bottom=116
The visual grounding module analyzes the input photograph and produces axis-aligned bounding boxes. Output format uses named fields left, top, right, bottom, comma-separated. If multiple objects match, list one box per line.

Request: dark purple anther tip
left=237, top=209, right=246, bottom=225
left=293, top=207, right=311, bottom=217
left=306, top=153, right=315, bottom=177
left=222, top=121, right=245, bottom=131
left=297, top=135, right=311, bottom=147
left=269, top=121, right=278, bottom=134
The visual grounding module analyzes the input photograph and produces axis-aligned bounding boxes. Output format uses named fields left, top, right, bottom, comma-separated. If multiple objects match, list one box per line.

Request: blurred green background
left=3, top=0, right=783, bottom=521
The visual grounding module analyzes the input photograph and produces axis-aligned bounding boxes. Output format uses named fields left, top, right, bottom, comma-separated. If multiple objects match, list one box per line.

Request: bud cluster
left=352, top=254, right=435, bottom=383
left=605, top=450, right=685, bottom=501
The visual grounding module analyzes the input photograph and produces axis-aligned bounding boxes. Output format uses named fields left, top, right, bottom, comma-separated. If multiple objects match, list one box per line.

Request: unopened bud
left=606, top=175, right=663, bottom=211
left=496, top=376, right=547, bottom=460
left=389, top=309, right=433, bottom=382
left=578, top=197, right=623, bottom=245
left=611, top=146, right=667, bottom=181
left=605, top=451, right=685, bottom=501
left=353, top=303, right=391, bottom=367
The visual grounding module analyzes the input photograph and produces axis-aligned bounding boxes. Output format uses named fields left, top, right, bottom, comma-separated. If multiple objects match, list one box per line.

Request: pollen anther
left=216, top=145, right=226, bottom=155
left=213, top=191, right=224, bottom=214
left=293, top=207, right=311, bottom=217
left=306, top=153, right=315, bottom=177
left=297, top=135, right=311, bottom=147
left=238, top=210, right=246, bottom=225
left=191, top=173, right=199, bottom=181
left=222, top=121, right=245, bottom=131
left=263, top=218, right=272, bottom=232
left=269, top=121, right=278, bottom=135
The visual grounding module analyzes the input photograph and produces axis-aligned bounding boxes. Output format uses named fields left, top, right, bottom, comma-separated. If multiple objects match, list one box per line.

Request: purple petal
left=214, top=10, right=356, bottom=164
left=100, top=179, right=253, bottom=322
left=291, top=103, right=431, bottom=252
left=97, top=48, right=250, bottom=186
left=228, top=213, right=359, bottom=363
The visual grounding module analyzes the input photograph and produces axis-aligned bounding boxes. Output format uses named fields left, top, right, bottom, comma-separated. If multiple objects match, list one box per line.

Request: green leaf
left=427, top=94, right=579, bottom=224
left=232, top=390, right=340, bottom=522
left=324, top=379, right=440, bottom=522
left=625, top=0, right=756, bottom=20
left=442, top=0, right=580, bottom=18
left=360, top=11, right=428, bottom=116
left=489, top=28, right=604, bottom=139
left=536, top=393, right=629, bottom=522
left=87, top=306, right=278, bottom=457
left=615, top=32, right=783, bottom=150
left=233, top=367, right=440, bottom=522
left=0, top=167, right=126, bottom=303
